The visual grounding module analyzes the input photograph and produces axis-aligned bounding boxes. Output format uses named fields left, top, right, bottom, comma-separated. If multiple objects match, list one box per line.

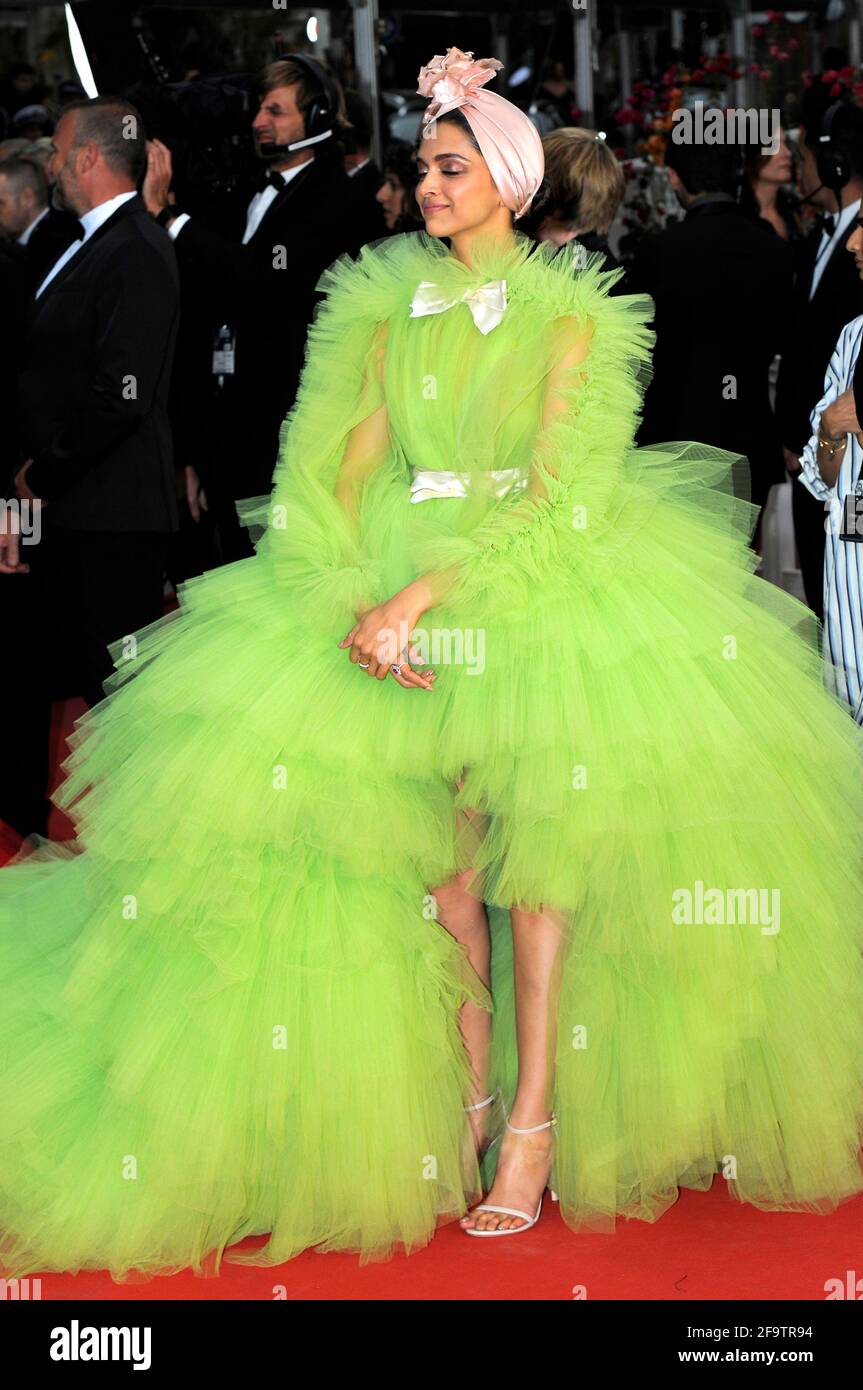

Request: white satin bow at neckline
left=409, top=278, right=507, bottom=334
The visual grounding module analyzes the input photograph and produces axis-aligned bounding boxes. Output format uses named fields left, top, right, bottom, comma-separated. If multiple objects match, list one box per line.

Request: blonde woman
left=530, top=125, right=626, bottom=286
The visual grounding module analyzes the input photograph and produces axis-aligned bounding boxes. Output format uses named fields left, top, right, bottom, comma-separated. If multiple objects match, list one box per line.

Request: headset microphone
left=257, top=129, right=334, bottom=159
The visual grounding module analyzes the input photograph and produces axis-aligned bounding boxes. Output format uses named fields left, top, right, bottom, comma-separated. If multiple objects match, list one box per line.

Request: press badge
left=840, top=479, right=863, bottom=542
left=212, top=325, right=236, bottom=379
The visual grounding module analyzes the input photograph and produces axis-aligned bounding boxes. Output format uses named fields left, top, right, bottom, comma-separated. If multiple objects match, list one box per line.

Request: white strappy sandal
left=463, top=1113, right=558, bottom=1237
left=463, top=1087, right=504, bottom=1160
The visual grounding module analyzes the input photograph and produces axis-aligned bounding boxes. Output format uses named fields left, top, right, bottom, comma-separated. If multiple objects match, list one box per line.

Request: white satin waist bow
left=409, top=465, right=528, bottom=504
left=409, top=278, right=508, bottom=334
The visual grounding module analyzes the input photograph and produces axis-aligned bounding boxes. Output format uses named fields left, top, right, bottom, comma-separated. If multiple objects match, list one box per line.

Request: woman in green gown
left=1, top=48, right=862, bottom=1277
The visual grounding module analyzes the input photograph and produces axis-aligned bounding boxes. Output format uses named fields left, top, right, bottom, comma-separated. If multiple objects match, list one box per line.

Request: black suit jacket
left=776, top=211, right=863, bottom=455
left=21, top=206, right=81, bottom=294
left=630, top=200, right=792, bottom=504
left=171, top=154, right=387, bottom=498
left=0, top=241, right=28, bottom=494
left=19, top=194, right=180, bottom=533
left=348, top=158, right=386, bottom=203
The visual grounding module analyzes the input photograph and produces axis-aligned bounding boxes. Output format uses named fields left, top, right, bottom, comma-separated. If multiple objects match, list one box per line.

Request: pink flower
left=416, top=47, right=502, bottom=126
left=830, top=82, right=843, bottom=98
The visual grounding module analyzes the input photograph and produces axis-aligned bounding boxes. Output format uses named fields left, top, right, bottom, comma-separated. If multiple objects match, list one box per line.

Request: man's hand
left=0, top=505, right=29, bottom=574
left=143, top=138, right=174, bottom=218
left=185, top=465, right=208, bottom=522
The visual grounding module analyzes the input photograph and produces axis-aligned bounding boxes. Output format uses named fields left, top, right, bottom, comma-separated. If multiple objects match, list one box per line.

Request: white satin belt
left=409, top=278, right=507, bottom=334
left=409, top=466, right=528, bottom=504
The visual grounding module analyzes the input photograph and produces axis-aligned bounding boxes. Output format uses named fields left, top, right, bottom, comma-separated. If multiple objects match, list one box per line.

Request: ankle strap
left=506, top=1114, right=557, bottom=1134
left=465, top=1088, right=500, bottom=1114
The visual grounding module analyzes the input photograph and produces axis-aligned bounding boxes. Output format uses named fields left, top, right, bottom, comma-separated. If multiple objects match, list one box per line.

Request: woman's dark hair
left=433, top=106, right=482, bottom=152
left=382, top=140, right=425, bottom=233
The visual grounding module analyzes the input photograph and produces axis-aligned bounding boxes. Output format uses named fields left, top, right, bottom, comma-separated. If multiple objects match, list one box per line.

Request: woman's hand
left=338, top=578, right=437, bottom=690
left=821, top=389, right=860, bottom=442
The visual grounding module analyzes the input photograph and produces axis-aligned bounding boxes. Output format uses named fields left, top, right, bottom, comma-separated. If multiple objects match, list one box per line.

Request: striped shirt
left=799, top=313, right=863, bottom=723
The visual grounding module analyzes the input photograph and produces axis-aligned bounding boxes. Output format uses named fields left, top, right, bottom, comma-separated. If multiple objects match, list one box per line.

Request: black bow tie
left=253, top=168, right=285, bottom=195
left=815, top=211, right=837, bottom=238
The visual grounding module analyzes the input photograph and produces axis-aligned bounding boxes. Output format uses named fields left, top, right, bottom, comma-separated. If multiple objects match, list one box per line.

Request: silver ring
left=391, top=663, right=402, bottom=676
left=358, top=660, right=370, bottom=669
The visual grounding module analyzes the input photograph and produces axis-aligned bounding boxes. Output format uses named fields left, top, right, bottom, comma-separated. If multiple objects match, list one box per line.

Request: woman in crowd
left=527, top=125, right=627, bottom=290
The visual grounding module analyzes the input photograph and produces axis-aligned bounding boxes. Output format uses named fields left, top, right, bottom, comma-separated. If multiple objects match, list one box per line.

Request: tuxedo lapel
left=809, top=221, right=856, bottom=304
left=30, top=195, right=143, bottom=320
left=248, top=160, right=317, bottom=245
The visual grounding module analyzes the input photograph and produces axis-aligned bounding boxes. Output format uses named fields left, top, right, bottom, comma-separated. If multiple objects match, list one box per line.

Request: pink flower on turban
left=417, top=48, right=503, bottom=125
left=416, top=47, right=545, bottom=220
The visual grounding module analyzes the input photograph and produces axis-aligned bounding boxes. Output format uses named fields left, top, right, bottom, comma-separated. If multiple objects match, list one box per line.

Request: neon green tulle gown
left=2, top=229, right=863, bottom=1280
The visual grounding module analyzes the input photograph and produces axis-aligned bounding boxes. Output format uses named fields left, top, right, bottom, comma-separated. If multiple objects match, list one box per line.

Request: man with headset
left=776, top=92, right=863, bottom=620
left=143, top=54, right=384, bottom=563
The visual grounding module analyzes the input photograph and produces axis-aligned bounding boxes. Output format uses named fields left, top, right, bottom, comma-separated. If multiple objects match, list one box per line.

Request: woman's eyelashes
left=414, top=168, right=462, bottom=181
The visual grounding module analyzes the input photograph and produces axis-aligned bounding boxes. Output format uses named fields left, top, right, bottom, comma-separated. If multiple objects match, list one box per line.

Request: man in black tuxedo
left=0, top=154, right=80, bottom=291
left=776, top=95, right=863, bottom=620
left=630, top=140, right=792, bottom=539
left=343, top=88, right=387, bottom=216
left=143, top=55, right=385, bottom=563
left=0, top=96, right=180, bottom=841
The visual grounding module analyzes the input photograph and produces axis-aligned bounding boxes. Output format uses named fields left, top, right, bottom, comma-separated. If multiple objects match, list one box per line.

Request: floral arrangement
left=615, top=54, right=742, bottom=165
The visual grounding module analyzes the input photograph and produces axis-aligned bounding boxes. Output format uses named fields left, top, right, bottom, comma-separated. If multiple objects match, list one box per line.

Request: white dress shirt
left=809, top=197, right=861, bottom=300
left=35, top=189, right=137, bottom=299
left=17, top=206, right=48, bottom=246
left=168, top=158, right=313, bottom=247
left=799, top=313, right=863, bottom=722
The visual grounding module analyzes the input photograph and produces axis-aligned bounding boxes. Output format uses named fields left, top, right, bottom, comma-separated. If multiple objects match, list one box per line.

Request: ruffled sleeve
left=235, top=235, right=423, bottom=627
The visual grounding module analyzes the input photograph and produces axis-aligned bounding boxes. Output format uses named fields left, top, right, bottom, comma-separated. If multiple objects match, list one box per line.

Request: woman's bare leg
left=460, top=902, right=566, bottom=1232
left=428, top=782, right=493, bottom=1150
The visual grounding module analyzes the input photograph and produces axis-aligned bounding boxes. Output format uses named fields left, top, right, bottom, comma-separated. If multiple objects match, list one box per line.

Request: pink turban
left=416, top=48, right=545, bottom=220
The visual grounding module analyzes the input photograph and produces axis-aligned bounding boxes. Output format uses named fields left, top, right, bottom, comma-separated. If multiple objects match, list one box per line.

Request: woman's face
left=376, top=172, right=406, bottom=230
left=414, top=119, right=504, bottom=238
left=759, top=129, right=793, bottom=184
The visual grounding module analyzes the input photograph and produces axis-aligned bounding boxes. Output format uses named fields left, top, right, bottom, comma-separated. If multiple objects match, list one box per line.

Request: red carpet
left=7, top=1184, right=863, bottom=1301
left=2, top=698, right=861, bottom=1301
